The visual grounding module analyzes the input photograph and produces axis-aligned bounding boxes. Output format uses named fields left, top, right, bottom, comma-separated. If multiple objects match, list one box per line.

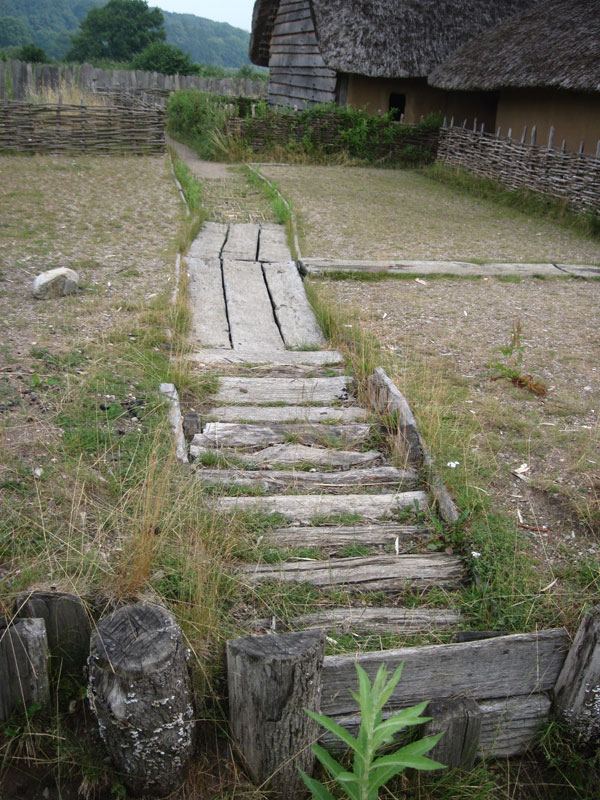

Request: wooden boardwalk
left=178, top=220, right=563, bottom=772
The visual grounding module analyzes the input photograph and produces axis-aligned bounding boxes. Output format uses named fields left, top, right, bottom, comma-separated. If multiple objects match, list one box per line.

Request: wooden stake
left=0, top=618, right=49, bottom=724
left=423, top=697, right=482, bottom=769
left=554, top=605, right=600, bottom=746
left=227, top=630, right=325, bottom=796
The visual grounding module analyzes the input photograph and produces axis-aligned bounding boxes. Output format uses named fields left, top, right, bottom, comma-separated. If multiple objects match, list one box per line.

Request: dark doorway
left=389, top=93, right=406, bottom=120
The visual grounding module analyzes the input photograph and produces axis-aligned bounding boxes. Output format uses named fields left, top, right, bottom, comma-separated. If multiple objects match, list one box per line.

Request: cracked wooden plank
left=262, top=261, right=325, bottom=348
left=213, top=376, right=353, bottom=405
left=201, top=405, right=367, bottom=424
left=223, top=260, right=284, bottom=350
left=237, top=553, right=462, bottom=592
left=262, top=522, right=429, bottom=549
left=186, top=257, right=230, bottom=348
left=187, top=348, right=344, bottom=367
left=192, top=422, right=371, bottom=449
left=187, top=221, right=227, bottom=260
left=212, top=490, right=428, bottom=520
left=258, top=223, right=292, bottom=262
left=222, top=223, right=260, bottom=261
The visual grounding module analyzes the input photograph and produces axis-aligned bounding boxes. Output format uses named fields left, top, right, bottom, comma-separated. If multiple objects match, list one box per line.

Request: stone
left=32, top=268, right=79, bottom=299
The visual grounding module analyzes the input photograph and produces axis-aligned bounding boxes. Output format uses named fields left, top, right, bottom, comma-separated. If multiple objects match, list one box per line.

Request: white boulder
left=32, top=268, right=79, bottom=299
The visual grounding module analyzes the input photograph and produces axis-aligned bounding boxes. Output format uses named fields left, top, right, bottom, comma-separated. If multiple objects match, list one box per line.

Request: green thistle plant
left=300, top=662, right=444, bottom=800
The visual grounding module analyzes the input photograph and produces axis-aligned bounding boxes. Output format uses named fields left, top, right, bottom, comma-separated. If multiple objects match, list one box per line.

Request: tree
left=132, top=41, right=199, bottom=76
left=17, top=44, right=48, bottom=64
left=66, top=0, right=165, bottom=63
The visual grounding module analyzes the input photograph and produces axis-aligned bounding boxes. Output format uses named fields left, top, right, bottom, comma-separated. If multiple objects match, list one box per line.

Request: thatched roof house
left=428, top=0, right=600, bottom=153
left=250, top=0, right=537, bottom=124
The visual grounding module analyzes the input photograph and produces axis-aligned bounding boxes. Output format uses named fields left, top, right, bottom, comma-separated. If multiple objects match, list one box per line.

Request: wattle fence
left=0, top=97, right=165, bottom=155
left=437, top=124, right=600, bottom=215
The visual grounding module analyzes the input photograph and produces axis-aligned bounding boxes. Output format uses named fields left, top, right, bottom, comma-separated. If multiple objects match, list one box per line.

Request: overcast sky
left=154, top=1, right=256, bottom=31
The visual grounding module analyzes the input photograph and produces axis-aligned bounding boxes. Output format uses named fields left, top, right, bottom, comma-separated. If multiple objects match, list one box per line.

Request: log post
left=422, top=697, right=482, bottom=769
left=227, top=630, right=325, bottom=797
left=554, top=605, right=600, bottom=747
left=88, top=602, right=195, bottom=796
left=367, top=367, right=423, bottom=464
left=0, top=618, right=50, bottom=724
left=16, top=591, right=91, bottom=681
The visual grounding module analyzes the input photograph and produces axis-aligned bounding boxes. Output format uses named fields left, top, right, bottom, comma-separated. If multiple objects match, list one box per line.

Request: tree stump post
left=87, top=602, right=195, bottom=796
left=422, top=697, right=483, bottom=769
left=16, top=591, right=91, bottom=682
left=0, top=618, right=50, bottom=724
left=227, top=630, right=325, bottom=797
left=554, top=605, right=600, bottom=747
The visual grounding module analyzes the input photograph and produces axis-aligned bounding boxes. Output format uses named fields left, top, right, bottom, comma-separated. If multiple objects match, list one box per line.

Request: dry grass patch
left=261, top=164, right=600, bottom=264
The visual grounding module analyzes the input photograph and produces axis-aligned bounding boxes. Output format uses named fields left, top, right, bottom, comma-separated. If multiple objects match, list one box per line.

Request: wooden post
left=16, top=591, right=91, bottom=681
left=531, top=125, right=537, bottom=146
left=507, top=128, right=512, bottom=139
left=579, top=140, right=585, bottom=154
left=88, top=602, right=195, bottom=795
left=496, top=127, right=501, bottom=138
left=554, top=605, right=600, bottom=747
left=521, top=126, right=527, bottom=144
left=0, top=618, right=50, bottom=724
left=547, top=125, right=555, bottom=150
left=227, top=630, right=325, bottom=797
left=367, top=367, right=423, bottom=464
left=422, top=698, right=482, bottom=769
left=596, top=140, right=600, bottom=158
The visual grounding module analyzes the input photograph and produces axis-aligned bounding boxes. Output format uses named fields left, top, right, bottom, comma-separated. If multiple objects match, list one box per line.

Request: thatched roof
left=429, top=0, right=600, bottom=92
left=250, top=0, right=538, bottom=77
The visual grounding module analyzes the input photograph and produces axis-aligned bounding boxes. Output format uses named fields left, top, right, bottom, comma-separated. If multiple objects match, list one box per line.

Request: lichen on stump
left=87, top=601, right=195, bottom=795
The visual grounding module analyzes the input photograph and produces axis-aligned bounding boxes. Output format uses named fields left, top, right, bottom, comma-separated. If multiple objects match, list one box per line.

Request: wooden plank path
left=177, top=221, right=569, bottom=775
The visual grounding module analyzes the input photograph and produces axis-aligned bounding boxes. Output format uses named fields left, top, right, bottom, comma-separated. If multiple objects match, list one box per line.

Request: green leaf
left=312, top=744, right=347, bottom=781
left=304, top=709, right=359, bottom=752
left=298, top=769, right=336, bottom=800
left=376, top=663, right=403, bottom=711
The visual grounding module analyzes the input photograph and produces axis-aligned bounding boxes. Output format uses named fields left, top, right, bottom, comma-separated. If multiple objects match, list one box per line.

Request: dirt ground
left=261, top=164, right=600, bottom=264
left=314, top=273, right=600, bottom=585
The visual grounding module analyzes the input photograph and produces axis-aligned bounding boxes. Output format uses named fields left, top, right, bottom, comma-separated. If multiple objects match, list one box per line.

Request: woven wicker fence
left=437, top=126, right=600, bottom=215
left=0, top=99, right=165, bottom=155
left=226, top=115, right=439, bottom=162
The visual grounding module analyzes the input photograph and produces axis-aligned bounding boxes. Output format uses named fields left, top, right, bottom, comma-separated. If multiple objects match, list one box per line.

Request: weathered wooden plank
left=267, top=71, right=338, bottom=93
left=188, top=348, right=344, bottom=368
left=270, top=44, right=322, bottom=56
left=269, top=65, right=334, bottom=78
left=477, top=694, right=552, bottom=757
left=273, top=17, right=316, bottom=36
left=187, top=221, right=227, bottom=260
left=196, top=442, right=383, bottom=467
left=213, top=376, right=353, bottom=405
left=214, top=490, right=429, bottom=520
left=275, top=7, right=312, bottom=23
left=554, top=605, right=600, bottom=746
left=269, top=53, right=333, bottom=69
left=192, top=421, right=370, bottom=449
left=0, top=618, right=49, bottom=724
left=322, top=694, right=551, bottom=759
left=195, top=466, right=417, bottom=493
left=200, top=405, right=366, bottom=424
left=257, top=224, right=291, bottom=263
left=368, top=367, right=423, bottom=464
left=237, top=553, right=462, bottom=592
left=321, top=629, right=569, bottom=716
left=222, top=260, right=284, bottom=350
left=227, top=630, right=324, bottom=796
left=423, top=698, right=482, bottom=769
left=269, top=82, right=337, bottom=104
left=263, top=261, right=325, bottom=348
left=263, top=522, right=429, bottom=548
left=248, top=607, right=462, bottom=635
left=221, top=223, right=260, bottom=261
left=187, top=257, right=230, bottom=348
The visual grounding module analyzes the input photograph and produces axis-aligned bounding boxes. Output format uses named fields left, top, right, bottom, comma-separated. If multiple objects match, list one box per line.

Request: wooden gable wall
left=268, top=0, right=337, bottom=107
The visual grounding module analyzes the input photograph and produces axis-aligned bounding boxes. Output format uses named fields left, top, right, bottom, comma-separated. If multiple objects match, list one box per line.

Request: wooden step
left=237, top=553, right=462, bottom=592
left=197, top=443, right=384, bottom=468
left=262, top=261, right=325, bottom=348
left=213, top=376, right=353, bottom=405
left=248, top=607, right=462, bottom=635
left=200, top=405, right=367, bottom=424
left=194, top=466, right=418, bottom=493
left=223, top=260, right=284, bottom=350
left=262, top=523, right=430, bottom=549
left=187, top=349, right=345, bottom=368
left=191, top=422, right=371, bottom=450
left=213, top=490, right=428, bottom=520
